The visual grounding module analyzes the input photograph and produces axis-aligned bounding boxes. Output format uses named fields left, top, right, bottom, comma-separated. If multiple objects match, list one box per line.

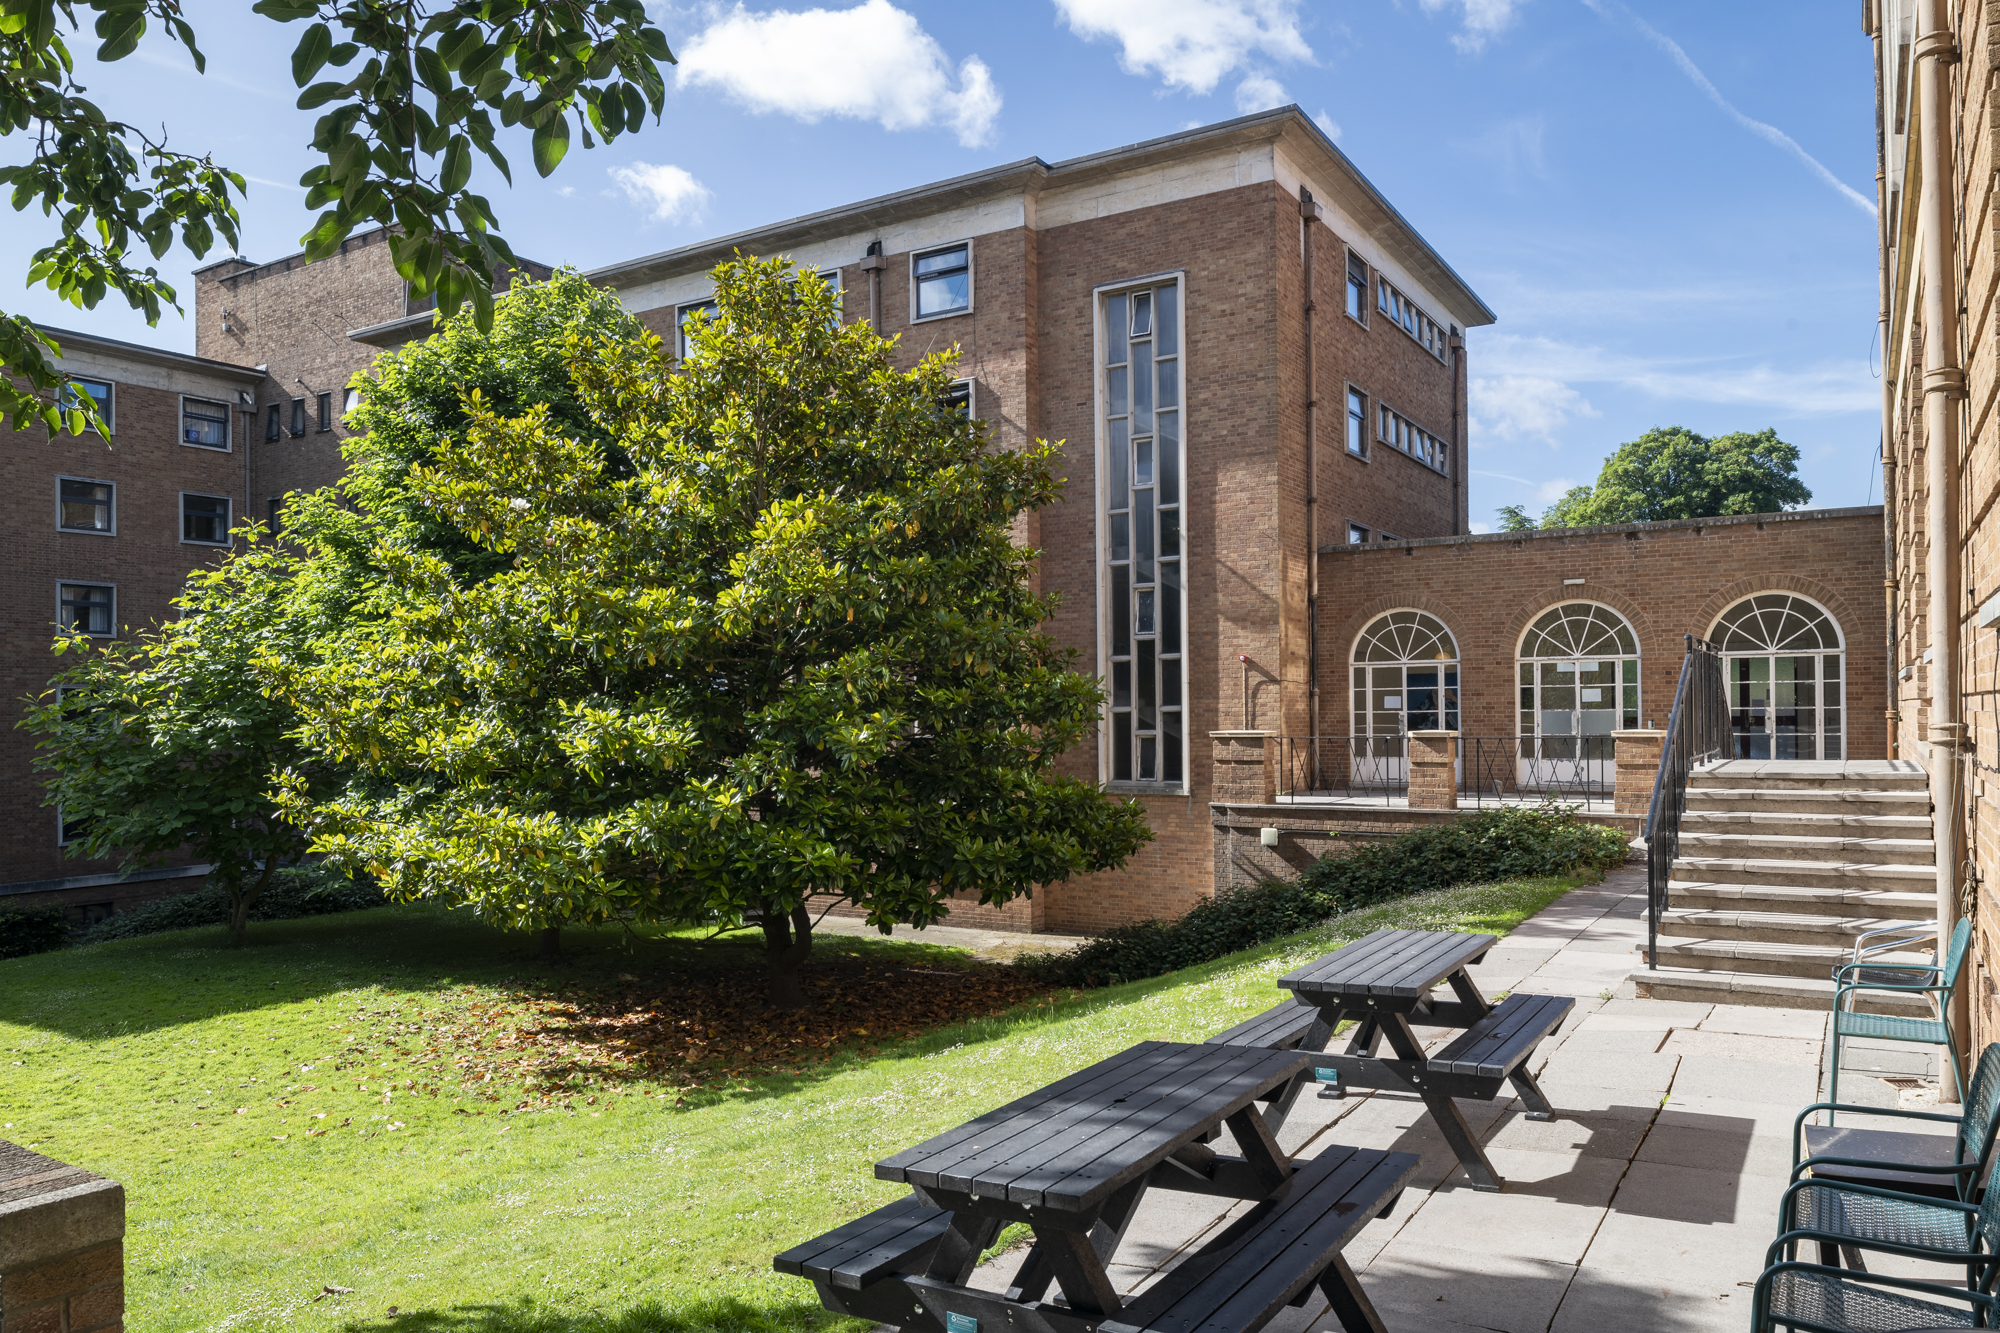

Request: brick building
left=1869, top=0, right=2000, bottom=1066
left=0, top=331, right=264, bottom=917
left=0, top=106, right=1893, bottom=935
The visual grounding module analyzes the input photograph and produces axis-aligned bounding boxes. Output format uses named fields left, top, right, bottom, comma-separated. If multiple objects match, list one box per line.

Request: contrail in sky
left=1585, top=0, right=1877, bottom=218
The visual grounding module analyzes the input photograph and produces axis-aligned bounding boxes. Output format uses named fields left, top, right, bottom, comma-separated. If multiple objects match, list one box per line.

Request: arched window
left=1350, top=611, right=1458, bottom=787
left=1352, top=610, right=1460, bottom=735
left=1710, top=593, right=1845, bottom=759
left=1517, top=602, right=1639, bottom=788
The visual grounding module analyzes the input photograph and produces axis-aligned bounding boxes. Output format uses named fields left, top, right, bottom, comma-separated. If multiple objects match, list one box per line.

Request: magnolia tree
left=269, top=256, right=1152, bottom=1007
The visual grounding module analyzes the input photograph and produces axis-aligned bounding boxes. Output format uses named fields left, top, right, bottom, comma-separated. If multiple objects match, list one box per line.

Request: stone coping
left=0, top=1141, right=124, bottom=1271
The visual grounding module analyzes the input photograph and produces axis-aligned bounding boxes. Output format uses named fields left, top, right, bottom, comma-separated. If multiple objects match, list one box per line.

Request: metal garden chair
left=1793, top=1042, right=2000, bottom=1207
left=1828, top=918, right=1972, bottom=1118
left=1750, top=1261, right=1997, bottom=1331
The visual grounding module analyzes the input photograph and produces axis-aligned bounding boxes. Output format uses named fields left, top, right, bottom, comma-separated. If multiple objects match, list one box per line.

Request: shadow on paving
left=335, top=1295, right=821, bottom=1333
left=1368, top=1097, right=1756, bottom=1224
left=1359, top=1252, right=1748, bottom=1333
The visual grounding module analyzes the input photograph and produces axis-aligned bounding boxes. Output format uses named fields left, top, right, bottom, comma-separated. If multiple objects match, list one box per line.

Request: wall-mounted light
left=1260, top=827, right=1280, bottom=848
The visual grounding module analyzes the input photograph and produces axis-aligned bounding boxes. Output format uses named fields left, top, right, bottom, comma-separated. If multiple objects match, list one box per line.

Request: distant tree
left=266, top=256, right=1154, bottom=1009
left=22, top=544, right=341, bottom=945
left=1512, top=427, right=1811, bottom=530
left=1495, top=504, right=1536, bottom=532
left=0, top=0, right=673, bottom=434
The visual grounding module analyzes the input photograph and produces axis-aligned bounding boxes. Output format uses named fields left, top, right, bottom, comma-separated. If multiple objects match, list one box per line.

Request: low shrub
left=1019, top=800, right=1629, bottom=987
left=0, top=908, right=70, bottom=960
left=79, top=862, right=387, bottom=944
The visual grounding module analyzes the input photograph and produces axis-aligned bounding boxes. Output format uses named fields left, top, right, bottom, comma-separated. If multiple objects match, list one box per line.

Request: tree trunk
left=761, top=901, right=814, bottom=1010
left=539, top=925, right=562, bottom=961
left=227, top=860, right=280, bottom=947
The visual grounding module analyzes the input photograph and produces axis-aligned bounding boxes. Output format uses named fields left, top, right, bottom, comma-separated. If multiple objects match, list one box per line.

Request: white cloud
left=1470, top=375, right=1600, bottom=445
left=1313, top=108, right=1341, bottom=141
left=1419, top=0, right=1524, bottom=53
left=1465, top=115, right=1548, bottom=187
left=1479, top=332, right=1879, bottom=415
left=607, top=162, right=712, bottom=223
left=1234, top=71, right=1288, bottom=114
left=555, top=185, right=576, bottom=198
left=1584, top=0, right=1874, bottom=217
left=1054, top=0, right=1311, bottom=96
left=677, top=1, right=1000, bottom=147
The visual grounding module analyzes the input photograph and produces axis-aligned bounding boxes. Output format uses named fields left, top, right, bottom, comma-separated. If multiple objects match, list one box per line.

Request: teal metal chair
left=1793, top=1043, right=2000, bottom=1209
left=1751, top=1261, right=1997, bottom=1331
left=1828, top=918, right=1972, bottom=1118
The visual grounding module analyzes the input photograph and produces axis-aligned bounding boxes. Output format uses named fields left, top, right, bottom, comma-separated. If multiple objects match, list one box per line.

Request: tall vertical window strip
left=1347, top=389, right=1366, bottom=456
left=1102, top=280, right=1184, bottom=785
left=1346, top=253, right=1368, bottom=321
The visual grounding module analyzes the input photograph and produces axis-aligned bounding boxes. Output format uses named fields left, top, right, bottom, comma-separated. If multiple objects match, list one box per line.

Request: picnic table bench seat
left=1102, top=1143, right=1419, bottom=1333
left=773, top=1192, right=950, bottom=1291
left=1205, top=997, right=1323, bottom=1051
left=1422, top=992, right=1573, bottom=1102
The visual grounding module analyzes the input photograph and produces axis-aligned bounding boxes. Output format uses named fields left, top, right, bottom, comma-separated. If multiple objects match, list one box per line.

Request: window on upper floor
left=913, top=243, right=971, bottom=320
left=181, top=493, right=231, bottom=546
left=58, top=477, right=114, bottom=533
left=1346, top=388, right=1367, bottom=458
left=181, top=396, right=230, bottom=450
left=268, top=496, right=285, bottom=535
left=1348, top=522, right=1371, bottom=544
left=1375, top=277, right=1449, bottom=361
left=59, top=377, right=113, bottom=433
left=344, top=386, right=362, bottom=414
left=289, top=398, right=307, bottom=437
left=59, top=582, right=115, bottom=636
left=943, top=378, right=974, bottom=419
left=265, top=403, right=281, bottom=441
left=676, top=299, right=718, bottom=358
left=1376, top=402, right=1449, bottom=475
left=317, top=392, right=333, bottom=431
left=1346, top=253, right=1368, bottom=322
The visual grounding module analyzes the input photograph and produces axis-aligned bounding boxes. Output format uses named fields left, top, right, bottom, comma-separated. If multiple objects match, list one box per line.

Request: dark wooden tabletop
left=875, top=1040, right=1308, bottom=1214
left=1277, top=927, right=1496, bottom=1002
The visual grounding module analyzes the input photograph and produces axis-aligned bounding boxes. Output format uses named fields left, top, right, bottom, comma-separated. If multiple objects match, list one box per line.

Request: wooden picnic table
left=1275, top=927, right=1571, bottom=1192
left=779, top=1039, right=1420, bottom=1333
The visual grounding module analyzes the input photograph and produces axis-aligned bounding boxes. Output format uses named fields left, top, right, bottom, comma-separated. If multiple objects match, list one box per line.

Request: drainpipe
left=861, top=240, right=885, bottom=329
left=1914, top=0, right=1965, bottom=1097
left=1872, top=3, right=1898, bottom=761
left=1451, top=330, right=1465, bottom=536
left=1301, top=189, right=1323, bottom=746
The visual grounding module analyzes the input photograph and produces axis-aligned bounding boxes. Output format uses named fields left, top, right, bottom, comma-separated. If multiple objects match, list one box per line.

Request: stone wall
left=0, top=1142, right=123, bottom=1333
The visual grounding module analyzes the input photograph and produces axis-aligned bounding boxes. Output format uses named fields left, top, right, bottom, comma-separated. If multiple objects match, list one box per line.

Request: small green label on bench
left=946, top=1314, right=977, bottom=1333
left=1314, top=1068, right=1338, bottom=1083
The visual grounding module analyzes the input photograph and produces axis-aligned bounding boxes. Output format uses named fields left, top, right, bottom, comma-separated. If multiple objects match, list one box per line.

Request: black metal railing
left=1274, top=735, right=1618, bottom=808
left=1644, top=635, right=1728, bottom=968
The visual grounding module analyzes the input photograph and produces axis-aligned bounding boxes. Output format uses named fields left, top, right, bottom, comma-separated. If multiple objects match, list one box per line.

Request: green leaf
left=530, top=114, right=569, bottom=178
left=440, top=135, right=471, bottom=193
left=94, top=7, right=145, bottom=63
left=250, top=0, right=321, bottom=19
left=296, top=81, right=346, bottom=110
left=291, top=22, right=332, bottom=87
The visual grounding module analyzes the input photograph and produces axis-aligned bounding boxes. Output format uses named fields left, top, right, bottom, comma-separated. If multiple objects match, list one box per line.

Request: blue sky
left=0, top=0, right=1880, bottom=528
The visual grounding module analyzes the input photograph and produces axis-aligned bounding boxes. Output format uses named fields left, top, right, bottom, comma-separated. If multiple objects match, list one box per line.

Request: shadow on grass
left=335, top=1295, right=837, bottom=1333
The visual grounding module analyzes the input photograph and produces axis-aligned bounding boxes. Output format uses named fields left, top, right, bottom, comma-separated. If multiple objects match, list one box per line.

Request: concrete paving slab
left=1484, top=1106, right=1653, bottom=1160
left=1551, top=1263, right=1748, bottom=1333
left=1661, top=1027, right=1821, bottom=1067
left=1671, top=1053, right=1821, bottom=1104
left=1387, top=1155, right=1622, bottom=1263
left=1699, top=1005, right=1828, bottom=1039
left=1538, top=1047, right=1681, bottom=1093
left=1362, top=1241, right=1579, bottom=1333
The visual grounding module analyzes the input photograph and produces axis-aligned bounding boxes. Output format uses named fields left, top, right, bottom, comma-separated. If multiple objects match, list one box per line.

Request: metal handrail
left=1643, top=634, right=1728, bottom=968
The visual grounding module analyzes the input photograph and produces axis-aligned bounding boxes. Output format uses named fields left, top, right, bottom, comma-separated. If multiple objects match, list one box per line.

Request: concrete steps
left=1628, top=759, right=1939, bottom=1013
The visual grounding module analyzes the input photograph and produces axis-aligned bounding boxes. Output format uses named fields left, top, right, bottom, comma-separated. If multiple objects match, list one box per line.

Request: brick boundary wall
left=0, top=1142, right=124, bottom=1333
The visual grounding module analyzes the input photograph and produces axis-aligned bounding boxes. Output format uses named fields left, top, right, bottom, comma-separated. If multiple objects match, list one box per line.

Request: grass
left=0, top=873, right=1593, bottom=1333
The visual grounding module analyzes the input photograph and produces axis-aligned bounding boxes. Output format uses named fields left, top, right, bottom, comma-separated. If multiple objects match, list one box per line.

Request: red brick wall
left=1315, top=509, right=1889, bottom=760
left=0, top=377, right=251, bottom=897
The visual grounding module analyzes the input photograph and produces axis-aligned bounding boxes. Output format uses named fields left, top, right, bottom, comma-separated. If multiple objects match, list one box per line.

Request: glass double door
left=1352, top=663, right=1458, bottom=786
left=1519, top=658, right=1634, bottom=789
left=1727, top=654, right=1843, bottom=759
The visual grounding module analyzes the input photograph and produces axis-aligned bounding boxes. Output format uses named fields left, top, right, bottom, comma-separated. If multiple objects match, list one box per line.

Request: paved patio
left=956, top=864, right=1949, bottom=1333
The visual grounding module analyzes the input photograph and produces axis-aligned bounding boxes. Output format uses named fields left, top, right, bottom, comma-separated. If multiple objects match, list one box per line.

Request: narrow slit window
left=1101, top=276, right=1184, bottom=787
left=317, top=392, right=333, bottom=431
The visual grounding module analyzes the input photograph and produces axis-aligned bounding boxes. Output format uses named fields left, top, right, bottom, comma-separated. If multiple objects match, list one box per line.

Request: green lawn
left=0, top=875, right=1590, bottom=1333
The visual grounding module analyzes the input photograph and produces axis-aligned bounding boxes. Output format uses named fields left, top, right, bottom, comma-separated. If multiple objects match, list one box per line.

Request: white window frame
left=945, top=377, right=976, bottom=418
left=57, top=581, right=116, bottom=638
left=1345, top=384, right=1369, bottom=459
left=179, top=491, right=233, bottom=547
left=178, top=394, right=233, bottom=451
left=55, top=475, right=116, bottom=536
left=59, top=377, right=114, bottom=434
left=1345, top=251, right=1369, bottom=326
left=675, top=297, right=718, bottom=359
left=910, top=240, right=974, bottom=323
left=1093, top=268, right=1190, bottom=792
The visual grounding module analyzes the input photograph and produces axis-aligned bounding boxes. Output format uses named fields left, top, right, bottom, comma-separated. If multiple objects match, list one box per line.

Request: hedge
left=77, top=863, right=386, bottom=944
left=0, top=908, right=70, bottom=960
left=1018, top=800, right=1630, bottom=988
